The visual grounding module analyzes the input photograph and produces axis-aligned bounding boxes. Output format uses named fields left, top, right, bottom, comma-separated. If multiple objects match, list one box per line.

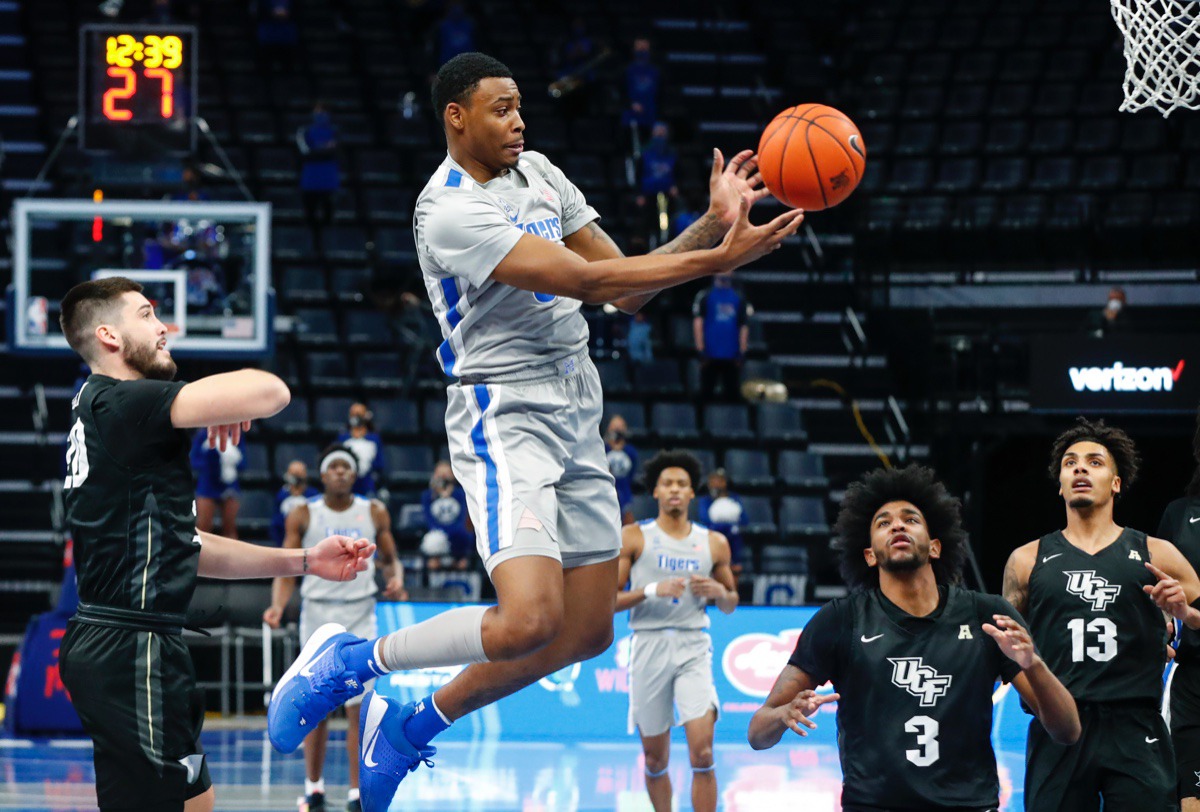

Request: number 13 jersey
left=789, top=586, right=1024, bottom=811
left=1025, top=528, right=1166, bottom=703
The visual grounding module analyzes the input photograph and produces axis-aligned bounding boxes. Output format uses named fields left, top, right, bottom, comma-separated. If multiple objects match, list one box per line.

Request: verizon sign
left=1032, top=337, right=1198, bottom=412
left=1068, top=360, right=1184, bottom=393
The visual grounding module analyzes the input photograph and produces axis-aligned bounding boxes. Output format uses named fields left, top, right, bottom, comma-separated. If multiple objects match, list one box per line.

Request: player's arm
left=372, top=500, right=408, bottom=601
left=748, top=664, right=839, bottom=750
left=1001, top=540, right=1038, bottom=614
left=198, top=518, right=374, bottom=581
left=170, top=369, right=291, bottom=429
left=1146, top=538, right=1200, bottom=629
left=562, top=149, right=769, bottom=314
left=262, top=504, right=307, bottom=628
left=493, top=194, right=802, bottom=305
left=688, top=531, right=738, bottom=614
left=986, top=614, right=1081, bottom=745
left=614, top=524, right=684, bottom=612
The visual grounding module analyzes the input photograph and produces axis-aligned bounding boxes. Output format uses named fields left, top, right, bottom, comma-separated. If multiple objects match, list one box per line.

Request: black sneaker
left=347, top=799, right=362, bottom=812
left=305, top=791, right=327, bottom=812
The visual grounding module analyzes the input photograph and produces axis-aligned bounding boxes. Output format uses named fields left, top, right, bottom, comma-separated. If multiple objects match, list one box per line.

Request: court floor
left=0, top=726, right=1030, bottom=811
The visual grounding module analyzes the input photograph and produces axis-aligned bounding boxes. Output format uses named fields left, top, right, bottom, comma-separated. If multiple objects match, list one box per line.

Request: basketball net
left=1111, top=0, right=1200, bottom=116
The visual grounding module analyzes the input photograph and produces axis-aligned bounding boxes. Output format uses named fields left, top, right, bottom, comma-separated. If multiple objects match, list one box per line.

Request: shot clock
left=78, top=24, right=198, bottom=154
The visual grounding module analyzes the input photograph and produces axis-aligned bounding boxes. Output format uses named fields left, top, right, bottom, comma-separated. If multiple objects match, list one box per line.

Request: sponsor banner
left=374, top=602, right=1034, bottom=748
left=1030, top=335, right=1199, bottom=412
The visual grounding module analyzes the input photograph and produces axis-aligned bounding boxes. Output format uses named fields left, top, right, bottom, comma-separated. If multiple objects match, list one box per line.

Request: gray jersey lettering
left=630, top=521, right=713, bottom=631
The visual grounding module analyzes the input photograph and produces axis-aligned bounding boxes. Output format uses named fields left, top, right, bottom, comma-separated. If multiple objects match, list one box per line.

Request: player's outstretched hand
left=262, top=605, right=283, bottom=629
left=308, top=535, right=377, bottom=582
left=983, top=614, right=1038, bottom=670
left=688, top=575, right=727, bottom=600
left=1145, top=562, right=1190, bottom=620
left=717, top=193, right=804, bottom=271
left=207, top=420, right=252, bottom=452
left=777, top=689, right=839, bottom=737
left=708, top=148, right=770, bottom=228
left=657, top=577, right=687, bottom=599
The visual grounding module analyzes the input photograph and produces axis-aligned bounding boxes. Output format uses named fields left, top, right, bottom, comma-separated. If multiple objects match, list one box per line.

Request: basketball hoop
left=1111, top=0, right=1200, bottom=116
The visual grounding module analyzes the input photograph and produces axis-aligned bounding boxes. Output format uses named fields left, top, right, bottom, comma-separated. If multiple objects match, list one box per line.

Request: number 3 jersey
left=1025, top=528, right=1166, bottom=703
left=788, top=586, right=1024, bottom=810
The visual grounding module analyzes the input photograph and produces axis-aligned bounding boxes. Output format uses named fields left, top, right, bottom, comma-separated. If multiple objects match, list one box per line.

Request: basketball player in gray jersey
left=268, top=51, right=802, bottom=812
left=263, top=446, right=404, bottom=812
left=616, top=452, right=738, bottom=812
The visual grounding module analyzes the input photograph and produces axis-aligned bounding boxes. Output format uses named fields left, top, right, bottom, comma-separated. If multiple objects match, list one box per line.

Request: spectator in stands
left=672, top=192, right=704, bottom=237
left=693, top=271, right=753, bottom=401
left=697, top=468, right=746, bottom=573
left=392, top=291, right=442, bottom=392
left=420, top=460, right=474, bottom=570
left=172, top=166, right=209, bottom=202
left=335, top=402, right=387, bottom=498
left=621, top=37, right=660, bottom=144
left=270, top=459, right=319, bottom=546
left=298, top=103, right=340, bottom=232
left=437, top=0, right=476, bottom=67
left=256, top=0, right=298, bottom=71
left=627, top=311, right=654, bottom=363
left=1087, top=286, right=1132, bottom=338
left=190, top=429, right=245, bottom=539
left=637, top=122, right=679, bottom=202
left=605, top=415, right=639, bottom=525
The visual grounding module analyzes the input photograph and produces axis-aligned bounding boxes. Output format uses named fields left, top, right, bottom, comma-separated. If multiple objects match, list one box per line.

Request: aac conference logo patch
left=722, top=629, right=803, bottom=698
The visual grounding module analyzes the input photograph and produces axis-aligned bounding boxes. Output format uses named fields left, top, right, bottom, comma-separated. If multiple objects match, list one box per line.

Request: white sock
left=347, top=788, right=360, bottom=802
left=304, top=777, right=324, bottom=796
left=378, top=605, right=489, bottom=671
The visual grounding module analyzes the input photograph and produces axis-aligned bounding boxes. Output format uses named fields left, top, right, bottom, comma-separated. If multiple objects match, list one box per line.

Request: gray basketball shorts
left=299, top=596, right=377, bottom=705
left=445, top=350, right=622, bottom=577
left=628, top=629, right=720, bottom=737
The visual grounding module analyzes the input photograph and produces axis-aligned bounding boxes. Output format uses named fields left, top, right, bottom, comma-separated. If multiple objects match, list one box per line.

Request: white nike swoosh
left=363, top=727, right=381, bottom=768
left=1147, top=737, right=1159, bottom=743
left=861, top=634, right=884, bottom=643
left=1042, top=553, right=1064, bottom=563
left=1190, top=516, right=1200, bottom=524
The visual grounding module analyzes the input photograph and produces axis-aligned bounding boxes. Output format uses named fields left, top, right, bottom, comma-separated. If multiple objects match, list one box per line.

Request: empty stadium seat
left=780, top=496, right=830, bottom=536
left=651, top=403, right=700, bottom=442
left=722, top=449, right=774, bottom=490
left=386, top=445, right=435, bottom=486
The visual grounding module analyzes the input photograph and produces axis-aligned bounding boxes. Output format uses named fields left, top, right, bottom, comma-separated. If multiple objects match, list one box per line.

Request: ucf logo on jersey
left=888, top=657, right=953, bottom=707
left=1064, top=570, right=1122, bottom=611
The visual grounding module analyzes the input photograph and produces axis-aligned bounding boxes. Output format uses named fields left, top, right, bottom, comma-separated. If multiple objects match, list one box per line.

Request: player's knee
left=689, top=746, right=714, bottom=770
left=644, top=751, right=669, bottom=775
left=494, top=605, right=561, bottom=658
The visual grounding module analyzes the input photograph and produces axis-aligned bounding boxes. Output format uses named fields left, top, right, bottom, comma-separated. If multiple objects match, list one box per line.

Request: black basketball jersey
left=1025, top=527, right=1166, bottom=704
left=789, top=586, right=1023, bottom=811
left=1159, top=497, right=1200, bottom=666
left=63, top=375, right=199, bottom=614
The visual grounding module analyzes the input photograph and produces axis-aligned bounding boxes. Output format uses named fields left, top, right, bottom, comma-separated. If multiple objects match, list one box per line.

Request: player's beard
left=878, top=546, right=928, bottom=575
left=124, top=338, right=177, bottom=381
left=1068, top=496, right=1096, bottom=509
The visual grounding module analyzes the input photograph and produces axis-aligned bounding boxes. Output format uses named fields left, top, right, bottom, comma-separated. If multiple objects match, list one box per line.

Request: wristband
left=643, top=582, right=659, bottom=598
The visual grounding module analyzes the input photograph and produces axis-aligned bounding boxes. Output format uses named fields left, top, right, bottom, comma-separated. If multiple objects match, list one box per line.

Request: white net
left=1111, top=0, right=1200, bottom=116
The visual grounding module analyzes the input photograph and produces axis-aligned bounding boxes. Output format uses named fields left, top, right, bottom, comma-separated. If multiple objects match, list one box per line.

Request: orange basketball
left=757, top=104, right=867, bottom=211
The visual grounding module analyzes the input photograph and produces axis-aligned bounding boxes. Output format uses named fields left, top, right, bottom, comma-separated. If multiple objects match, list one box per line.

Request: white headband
left=320, top=450, right=358, bottom=476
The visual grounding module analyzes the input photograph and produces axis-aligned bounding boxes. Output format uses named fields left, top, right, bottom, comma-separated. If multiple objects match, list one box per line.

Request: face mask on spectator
left=284, top=473, right=303, bottom=487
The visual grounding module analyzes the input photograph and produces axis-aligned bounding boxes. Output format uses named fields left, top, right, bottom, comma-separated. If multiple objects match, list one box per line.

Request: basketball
left=757, top=104, right=867, bottom=211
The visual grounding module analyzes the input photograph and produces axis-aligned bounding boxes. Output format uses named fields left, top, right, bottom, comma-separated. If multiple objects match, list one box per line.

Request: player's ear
left=863, top=547, right=877, bottom=567
left=446, top=102, right=466, bottom=133
left=94, top=322, right=121, bottom=353
left=1112, top=475, right=1121, bottom=495
left=929, top=538, right=942, bottom=560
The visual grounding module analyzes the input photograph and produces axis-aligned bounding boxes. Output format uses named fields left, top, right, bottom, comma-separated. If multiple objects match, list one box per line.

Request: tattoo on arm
left=650, top=212, right=726, bottom=255
left=1002, top=555, right=1028, bottom=614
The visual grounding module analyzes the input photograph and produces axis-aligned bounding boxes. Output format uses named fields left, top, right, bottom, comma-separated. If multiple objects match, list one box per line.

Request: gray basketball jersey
left=414, top=151, right=599, bottom=379
left=629, top=521, right=713, bottom=631
left=300, top=496, right=377, bottom=601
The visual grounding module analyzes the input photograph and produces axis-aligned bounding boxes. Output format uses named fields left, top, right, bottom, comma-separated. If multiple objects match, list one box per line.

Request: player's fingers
left=981, top=623, right=1002, bottom=639
left=746, top=170, right=764, bottom=188
left=749, top=186, right=771, bottom=203
left=231, top=423, right=242, bottom=446
left=711, top=148, right=724, bottom=179
left=785, top=718, right=808, bottom=737
left=814, top=692, right=840, bottom=707
left=1146, top=561, right=1171, bottom=581
left=726, top=149, right=752, bottom=174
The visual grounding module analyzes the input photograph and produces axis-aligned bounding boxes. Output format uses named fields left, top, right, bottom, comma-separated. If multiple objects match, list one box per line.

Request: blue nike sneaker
left=268, top=622, right=366, bottom=753
left=359, top=692, right=436, bottom=812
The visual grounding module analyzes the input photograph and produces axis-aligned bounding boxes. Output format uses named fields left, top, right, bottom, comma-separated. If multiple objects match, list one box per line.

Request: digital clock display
left=79, top=24, right=197, bottom=154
